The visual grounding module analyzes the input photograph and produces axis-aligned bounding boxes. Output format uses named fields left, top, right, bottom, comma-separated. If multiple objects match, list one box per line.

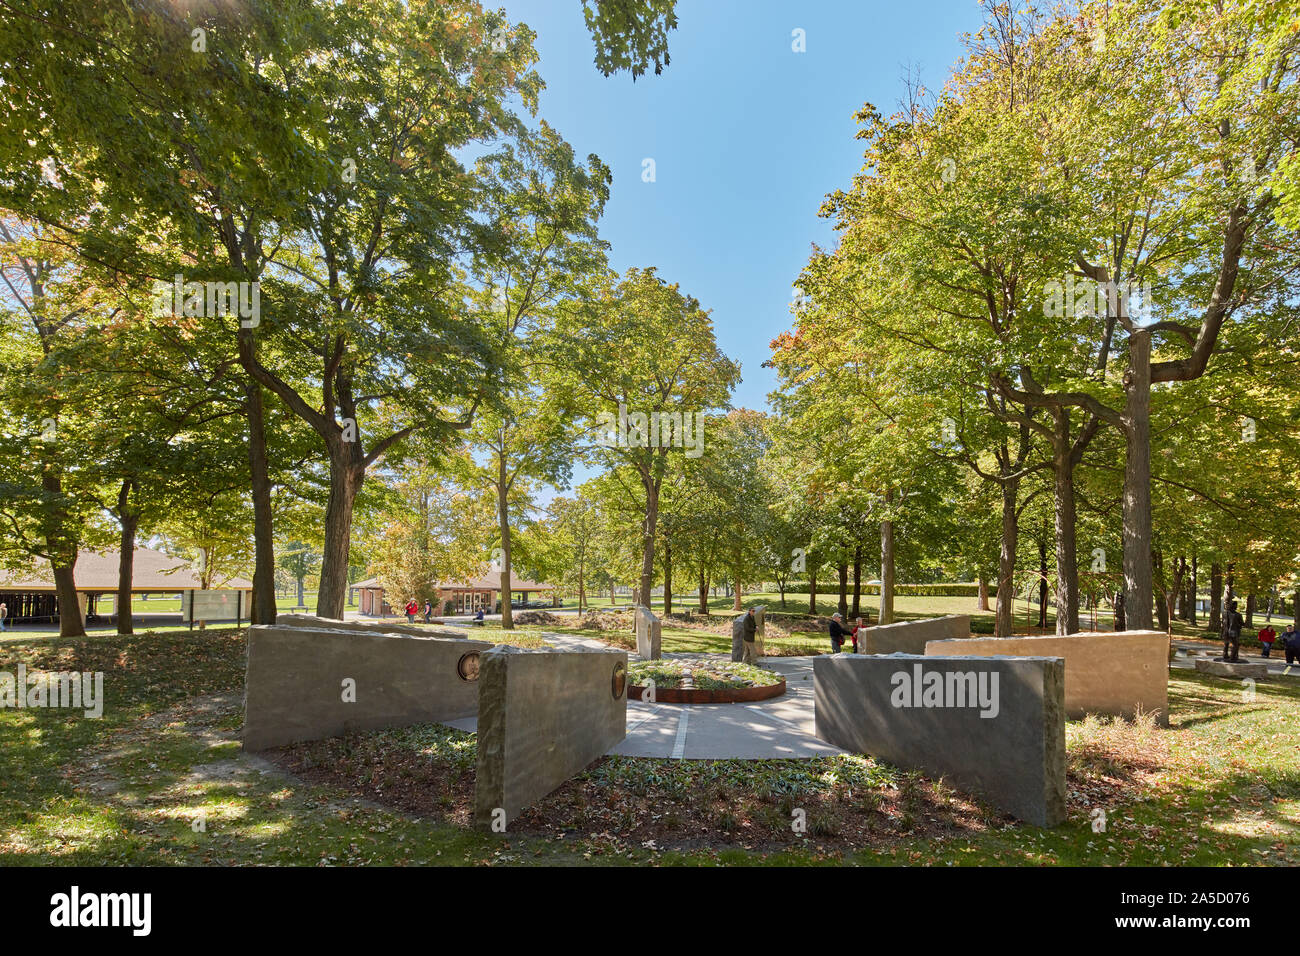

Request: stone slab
left=243, top=624, right=492, bottom=751
left=858, top=614, right=971, bottom=655
left=275, top=612, right=470, bottom=641
left=474, top=645, right=628, bottom=829
left=814, top=653, right=1066, bottom=826
left=634, top=605, right=662, bottom=660
left=1195, top=658, right=1268, bottom=679
left=926, top=630, right=1169, bottom=723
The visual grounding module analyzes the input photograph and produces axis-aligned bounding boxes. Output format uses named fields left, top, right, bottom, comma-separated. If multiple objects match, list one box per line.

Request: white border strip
left=670, top=705, right=691, bottom=759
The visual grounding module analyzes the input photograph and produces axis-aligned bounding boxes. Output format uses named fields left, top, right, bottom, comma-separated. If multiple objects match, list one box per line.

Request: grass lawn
left=1, top=626, right=1296, bottom=866
left=574, top=591, right=1294, bottom=648
left=128, top=592, right=346, bottom=614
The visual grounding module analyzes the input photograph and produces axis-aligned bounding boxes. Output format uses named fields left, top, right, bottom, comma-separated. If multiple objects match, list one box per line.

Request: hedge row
left=771, top=583, right=997, bottom=598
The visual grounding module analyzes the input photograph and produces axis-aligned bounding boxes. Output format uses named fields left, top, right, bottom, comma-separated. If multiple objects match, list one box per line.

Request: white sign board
left=182, top=590, right=243, bottom=623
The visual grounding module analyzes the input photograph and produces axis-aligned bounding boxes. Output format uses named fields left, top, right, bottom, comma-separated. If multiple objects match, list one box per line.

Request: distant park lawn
left=2, top=625, right=1297, bottom=866
left=129, top=592, right=336, bottom=615
left=544, top=592, right=1271, bottom=655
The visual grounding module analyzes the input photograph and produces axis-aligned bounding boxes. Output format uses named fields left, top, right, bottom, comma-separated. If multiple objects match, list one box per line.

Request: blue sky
left=501, top=0, right=988, bottom=412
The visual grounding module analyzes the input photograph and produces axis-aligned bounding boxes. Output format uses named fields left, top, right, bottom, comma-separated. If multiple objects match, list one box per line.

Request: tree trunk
left=497, top=458, right=514, bottom=630
left=1166, top=556, right=1186, bottom=634
left=1245, top=592, right=1255, bottom=628
left=1208, top=563, right=1223, bottom=633
left=809, top=564, right=817, bottom=616
left=639, top=477, right=660, bottom=613
left=733, top=571, right=741, bottom=612
left=1038, top=538, right=1049, bottom=630
left=52, top=561, right=85, bottom=638
left=663, top=542, right=672, bottom=616
left=851, top=544, right=862, bottom=618
left=316, top=442, right=362, bottom=620
left=116, top=478, right=138, bottom=636
left=1114, top=589, right=1126, bottom=631
left=977, top=573, right=990, bottom=611
left=698, top=570, right=708, bottom=614
left=245, top=379, right=277, bottom=625
left=1153, top=549, right=1169, bottom=632
left=1121, top=329, right=1154, bottom=630
left=1189, top=555, right=1198, bottom=626
left=995, top=477, right=1020, bottom=638
left=1051, top=411, right=1080, bottom=634
left=879, top=516, right=895, bottom=626
left=837, top=562, right=848, bottom=619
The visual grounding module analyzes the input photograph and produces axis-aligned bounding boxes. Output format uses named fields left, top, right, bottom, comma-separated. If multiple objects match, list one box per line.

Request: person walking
left=1258, top=622, right=1277, bottom=658
left=0, top=602, right=7, bottom=633
left=404, top=599, right=418, bottom=624
left=1220, top=599, right=1245, bottom=663
left=423, top=599, right=433, bottom=623
left=740, top=607, right=759, bottom=665
left=1284, top=624, right=1300, bottom=665
left=828, top=612, right=850, bottom=653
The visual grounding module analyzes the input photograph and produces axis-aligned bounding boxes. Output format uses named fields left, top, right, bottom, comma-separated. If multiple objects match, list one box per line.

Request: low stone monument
left=1195, top=658, right=1268, bottom=679
left=926, top=629, right=1169, bottom=723
left=857, top=614, right=971, bottom=654
left=474, top=644, right=628, bottom=829
left=243, top=621, right=492, bottom=751
left=814, top=653, right=1067, bottom=826
left=634, top=605, right=662, bottom=659
left=731, top=615, right=746, bottom=662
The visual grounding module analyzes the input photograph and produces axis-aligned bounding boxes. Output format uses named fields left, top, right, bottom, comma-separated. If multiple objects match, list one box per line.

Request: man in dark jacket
left=741, top=608, right=758, bottom=664
left=828, top=612, right=850, bottom=653
left=1220, top=599, right=1245, bottom=663
left=1284, top=624, right=1300, bottom=665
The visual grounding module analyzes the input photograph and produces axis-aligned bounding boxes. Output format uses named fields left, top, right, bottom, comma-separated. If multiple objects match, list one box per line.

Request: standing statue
left=1220, top=598, right=1244, bottom=663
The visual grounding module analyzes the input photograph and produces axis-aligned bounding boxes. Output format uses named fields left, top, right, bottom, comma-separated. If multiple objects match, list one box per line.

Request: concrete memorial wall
left=474, top=645, right=628, bottom=829
left=243, top=622, right=492, bottom=751
left=857, top=614, right=971, bottom=655
left=814, top=653, right=1066, bottom=826
left=925, top=630, right=1169, bottom=723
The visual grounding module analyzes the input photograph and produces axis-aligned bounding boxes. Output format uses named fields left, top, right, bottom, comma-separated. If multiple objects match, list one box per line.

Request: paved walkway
left=448, top=631, right=845, bottom=761
left=1170, top=638, right=1300, bottom=678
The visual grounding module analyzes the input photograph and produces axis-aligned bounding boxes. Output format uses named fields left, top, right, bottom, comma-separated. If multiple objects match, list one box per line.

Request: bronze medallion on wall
left=611, top=661, right=627, bottom=699
left=457, top=651, right=481, bottom=682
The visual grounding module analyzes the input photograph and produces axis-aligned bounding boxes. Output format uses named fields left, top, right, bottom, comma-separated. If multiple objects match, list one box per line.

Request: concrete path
left=609, top=656, right=843, bottom=760
left=1170, top=639, right=1300, bottom=678
left=452, top=632, right=845, bottom=761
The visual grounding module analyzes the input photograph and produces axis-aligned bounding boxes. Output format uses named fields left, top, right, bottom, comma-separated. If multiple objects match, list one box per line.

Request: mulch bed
left=265, top=721, right=1167, bottom=854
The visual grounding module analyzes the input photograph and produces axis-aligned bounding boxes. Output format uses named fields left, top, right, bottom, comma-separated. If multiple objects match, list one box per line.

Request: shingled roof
left=0, top=549, right=252, bottom=592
